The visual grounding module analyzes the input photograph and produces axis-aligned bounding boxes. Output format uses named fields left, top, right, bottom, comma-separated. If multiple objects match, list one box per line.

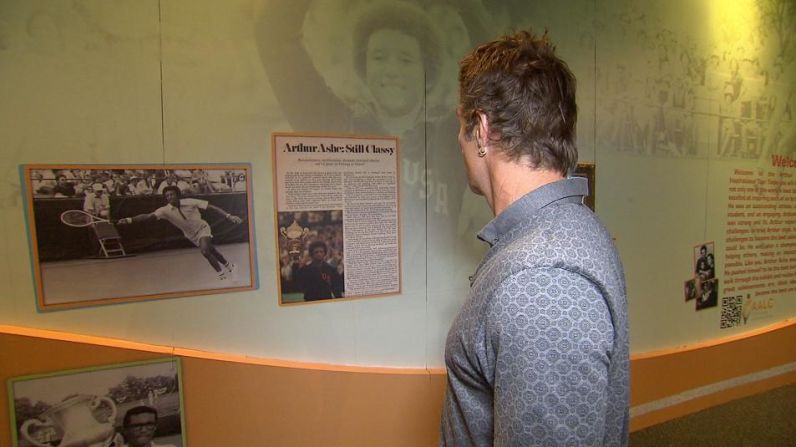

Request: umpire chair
left=92, top=221, right=127, bottom=258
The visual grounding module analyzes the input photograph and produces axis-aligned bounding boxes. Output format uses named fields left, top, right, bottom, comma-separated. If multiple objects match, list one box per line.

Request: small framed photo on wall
left=7, top=358, right=186, bottom=447
left=572, top=162, right=596, bottom=211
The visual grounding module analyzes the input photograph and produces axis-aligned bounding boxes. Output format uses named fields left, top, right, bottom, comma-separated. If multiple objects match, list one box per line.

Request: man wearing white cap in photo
left=83, top=183, right=111, bottom=219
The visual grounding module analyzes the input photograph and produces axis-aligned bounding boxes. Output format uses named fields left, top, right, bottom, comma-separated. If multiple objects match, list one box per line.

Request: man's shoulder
left=180, top=197, right=208, bottom=208
left=503, top=204, right=609, bottom=257
left=153, top=204, right=171, bottom=217
left=489, top=203, right=623, bottom=293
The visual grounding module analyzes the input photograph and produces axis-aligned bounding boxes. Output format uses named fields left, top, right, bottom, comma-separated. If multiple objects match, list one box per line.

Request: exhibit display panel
left=0, top=0, right=794, bottom=371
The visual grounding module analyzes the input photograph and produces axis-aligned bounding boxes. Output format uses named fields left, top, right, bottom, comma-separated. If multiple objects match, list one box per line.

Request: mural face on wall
left=364, top=28, right=426, bottom=118
left=255, top=0, right=598, bottom=294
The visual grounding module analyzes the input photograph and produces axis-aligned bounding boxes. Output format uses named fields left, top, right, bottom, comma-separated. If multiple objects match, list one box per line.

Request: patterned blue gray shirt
left=440, top=177, right=629, bottom=446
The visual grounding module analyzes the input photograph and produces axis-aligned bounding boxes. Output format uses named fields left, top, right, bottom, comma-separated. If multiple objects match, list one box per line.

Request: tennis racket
left=60, top=209, right=111, bottom=227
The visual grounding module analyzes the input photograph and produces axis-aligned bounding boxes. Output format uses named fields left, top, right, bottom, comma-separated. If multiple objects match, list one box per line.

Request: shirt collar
left=477, top=176, right=589, bottom=246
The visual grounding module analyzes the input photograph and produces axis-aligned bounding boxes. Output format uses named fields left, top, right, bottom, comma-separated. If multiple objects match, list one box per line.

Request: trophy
left=280, top=220, right=310, bottom=261
left=20, top=394, right=118, bottom=447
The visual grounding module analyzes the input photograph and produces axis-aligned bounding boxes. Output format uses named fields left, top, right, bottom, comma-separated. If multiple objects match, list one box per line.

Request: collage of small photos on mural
left=685, top=242, right=718, bottom=311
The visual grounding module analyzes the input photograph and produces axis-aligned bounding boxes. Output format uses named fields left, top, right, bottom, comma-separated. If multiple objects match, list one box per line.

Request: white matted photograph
left=23, top=164, right=257, bottom=311
left=8, top=358, right=185, bottom=447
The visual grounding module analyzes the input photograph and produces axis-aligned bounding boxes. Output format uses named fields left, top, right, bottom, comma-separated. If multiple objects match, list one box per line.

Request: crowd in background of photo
left=30, top=168, right=248, bottom=198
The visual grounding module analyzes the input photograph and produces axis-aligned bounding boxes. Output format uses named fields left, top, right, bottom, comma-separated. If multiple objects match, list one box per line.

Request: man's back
left=442, top=197, right=629, bottom=446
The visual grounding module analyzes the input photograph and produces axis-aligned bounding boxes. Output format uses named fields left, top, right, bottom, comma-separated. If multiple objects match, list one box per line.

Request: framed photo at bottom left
left=7, top=358, right=185, bottom=447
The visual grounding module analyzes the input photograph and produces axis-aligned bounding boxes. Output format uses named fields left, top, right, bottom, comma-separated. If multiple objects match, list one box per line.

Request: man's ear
left=476, top=111, right=490, bottom=147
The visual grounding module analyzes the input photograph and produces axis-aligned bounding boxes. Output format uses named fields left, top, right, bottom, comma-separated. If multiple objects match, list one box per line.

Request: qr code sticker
left=720, top=295, right=743, bottom=329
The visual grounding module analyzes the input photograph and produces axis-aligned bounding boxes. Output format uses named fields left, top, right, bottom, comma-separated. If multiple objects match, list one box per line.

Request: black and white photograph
left=684, top=278, right=698, bottom=301
left=696, top=278, right=719, bottom=311
left=9, top=358, right=185, bottom=447
left=693, top=242, right=716, bottom=282
left=689, top=242, right=718, bottom=310
left=277, top=210, right=345, bottom=304
left=24, top=164, right=256, bottom=310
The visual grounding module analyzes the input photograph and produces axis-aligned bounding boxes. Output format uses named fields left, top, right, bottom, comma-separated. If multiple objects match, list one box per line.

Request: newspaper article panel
left=273, top=133, right=400, bottom=304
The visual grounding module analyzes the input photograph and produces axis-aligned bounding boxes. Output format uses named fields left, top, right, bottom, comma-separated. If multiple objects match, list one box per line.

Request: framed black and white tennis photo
left=8, top=358, right=185, bottom=447
left=22, top=164, right=256, bottom=311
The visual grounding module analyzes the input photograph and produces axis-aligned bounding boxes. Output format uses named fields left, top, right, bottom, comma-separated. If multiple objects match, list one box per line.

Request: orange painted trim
left=5, top=319, right=795, bottom=374
left=0, top=324, right=174, bottom=354
left=0, top=325, right=435, bottom=375
left=630, top=318, right=796, bottom=361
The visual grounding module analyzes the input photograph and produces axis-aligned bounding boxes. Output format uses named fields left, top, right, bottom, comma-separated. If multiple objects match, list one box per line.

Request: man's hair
left=123, top=405, right=158, bottom=427
left=308, top=240, right=328, bottom=255
left=459, top=30, right=578, bottom=175
left=162, top=185, right=181, bottom=197
left=352, top=2, right=442, bottom=90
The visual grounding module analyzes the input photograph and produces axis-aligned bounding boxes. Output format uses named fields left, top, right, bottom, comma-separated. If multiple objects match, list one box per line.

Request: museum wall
left=1, top=0, right=796, bottom=444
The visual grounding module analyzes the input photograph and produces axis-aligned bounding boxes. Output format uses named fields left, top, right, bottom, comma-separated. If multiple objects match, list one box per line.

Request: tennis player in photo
left=116, top=185, right=243, bottom=281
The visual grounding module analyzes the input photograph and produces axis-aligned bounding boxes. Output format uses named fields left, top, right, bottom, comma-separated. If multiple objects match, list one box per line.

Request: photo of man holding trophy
left=9, top=360, right=185, bottom=447
left=278, top=210, right=345, bottom=304
left=293, top=240, right=345, bottom=301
